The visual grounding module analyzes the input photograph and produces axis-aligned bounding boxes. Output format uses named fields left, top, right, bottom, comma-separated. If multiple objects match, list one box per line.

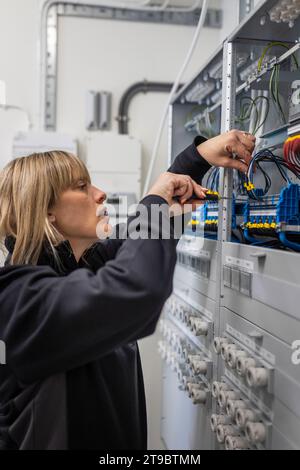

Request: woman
left=0, top=131, right=255, bottom=450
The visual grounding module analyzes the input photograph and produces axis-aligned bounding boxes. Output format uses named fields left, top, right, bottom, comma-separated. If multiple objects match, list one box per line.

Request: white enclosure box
left=86, top=133, right=142, bottom=199
left=12, top=132, right=78, bottom=158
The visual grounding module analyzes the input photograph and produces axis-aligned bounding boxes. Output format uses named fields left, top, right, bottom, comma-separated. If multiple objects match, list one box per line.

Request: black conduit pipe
left=117, top=81, right=177, bottom=135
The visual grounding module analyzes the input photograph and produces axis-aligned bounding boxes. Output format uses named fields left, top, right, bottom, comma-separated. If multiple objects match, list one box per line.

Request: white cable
left=205, top=107, right=211, bottom=129
left=0, top=105, right=32, bottom=129
left=143, top=0, right=208, bottom=196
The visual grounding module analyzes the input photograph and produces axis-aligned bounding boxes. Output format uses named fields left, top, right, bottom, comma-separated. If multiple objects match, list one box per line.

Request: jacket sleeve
left=168, top=136, right=211, bottom=184
left=99, top=136, right=211, bottom=263
left=0, top=196, right=177, bottom=385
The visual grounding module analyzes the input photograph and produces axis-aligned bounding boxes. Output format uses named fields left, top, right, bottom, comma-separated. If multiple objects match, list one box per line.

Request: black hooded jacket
left=0, top=138, right=210, bottom=450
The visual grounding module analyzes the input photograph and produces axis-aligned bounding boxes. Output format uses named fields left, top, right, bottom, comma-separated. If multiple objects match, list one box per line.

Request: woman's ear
left=48, top=213, right=56, bottom=223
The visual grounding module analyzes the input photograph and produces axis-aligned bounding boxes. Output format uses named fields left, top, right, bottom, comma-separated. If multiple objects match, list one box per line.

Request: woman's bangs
left=52, top=152, right=91, bottom=191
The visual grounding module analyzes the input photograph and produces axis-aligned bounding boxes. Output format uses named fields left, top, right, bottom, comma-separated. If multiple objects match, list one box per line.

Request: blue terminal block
left=185, top=201, right=218, bottom=239
left=243, top=183, right=300, bottom=251
left=277, top=184, right=300, bottom=251
left=277, top=184, right=300, bottom=227
left=186, top=197, right=244, bottom=241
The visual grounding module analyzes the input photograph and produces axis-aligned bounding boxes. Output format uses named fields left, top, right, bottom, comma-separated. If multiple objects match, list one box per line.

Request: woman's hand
left=147, top=172, right=207, bottom=206
left=197, top=129, right=256, bottom=173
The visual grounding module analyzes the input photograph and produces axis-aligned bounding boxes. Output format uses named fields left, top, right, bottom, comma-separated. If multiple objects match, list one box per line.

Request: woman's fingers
left=230, top=131, right=255, bottom=168
left=225, top=142, right=252, bottom=167
left=237, top=131, right=256, bottom=151
left=149, top=172, right=211, bottom=207
left=225, top=156, right=249, bottom=174
left=196, top=129, right=256, bottom=170
left=191, top=180, right=208, bottom=199
left=175, top=176, right=194, bottom=204
left=148, top=172, right=207, bottom=206
left=174, top=178, right=208, bottom=205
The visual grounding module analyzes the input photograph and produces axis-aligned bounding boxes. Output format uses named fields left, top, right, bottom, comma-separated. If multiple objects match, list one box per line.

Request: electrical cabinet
left=158, top=0, right=300, bottom=450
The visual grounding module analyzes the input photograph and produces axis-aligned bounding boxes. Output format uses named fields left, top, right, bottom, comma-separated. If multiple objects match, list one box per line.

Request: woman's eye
left=78, top=183, right=87, bottom=191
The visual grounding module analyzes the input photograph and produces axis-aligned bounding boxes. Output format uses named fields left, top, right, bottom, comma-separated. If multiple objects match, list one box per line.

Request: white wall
left=220, top=0, right=240, bottom=41
left=0, top=0, right=40, bottom=168
left=56, top=12, right=223, bottom=190
left=0, top=0, right=241, bottom=449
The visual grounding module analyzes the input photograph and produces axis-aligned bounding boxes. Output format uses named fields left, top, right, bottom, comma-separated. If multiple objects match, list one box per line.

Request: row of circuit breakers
left=159, top=241, right=300, bottom=451
left=159, top=297, right=271, bottom=450
left=158, top=0, right=300, bottom=451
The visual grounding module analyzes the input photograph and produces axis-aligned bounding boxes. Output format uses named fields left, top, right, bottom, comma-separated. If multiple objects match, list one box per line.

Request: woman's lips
left=96, top=206, right=108, bottom=218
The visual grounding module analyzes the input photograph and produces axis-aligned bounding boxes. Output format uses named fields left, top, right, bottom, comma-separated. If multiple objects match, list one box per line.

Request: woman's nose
left=93, top=186, right=107, bottom=204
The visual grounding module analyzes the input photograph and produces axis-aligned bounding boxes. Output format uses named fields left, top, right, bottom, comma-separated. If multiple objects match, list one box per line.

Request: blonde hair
left=0, top=151, right=91, bottom=265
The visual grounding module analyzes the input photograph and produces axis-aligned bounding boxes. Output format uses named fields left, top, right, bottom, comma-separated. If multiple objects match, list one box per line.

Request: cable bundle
left=269, top=64, right=286, bottom=124
left=246, top=149, right=300, bottom=199
left=258, top=42, right=299, bottom=125
left=235, top=95, right=270, bottom=135
left=283, top=135, right=300, bottom=175
left=206, top=167, right=220, bottom=192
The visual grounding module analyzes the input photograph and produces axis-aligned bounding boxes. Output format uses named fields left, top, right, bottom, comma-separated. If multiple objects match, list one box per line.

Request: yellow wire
left=286, top=135, right=300, bottom=143
left=257, top=41, right=299, bottom=72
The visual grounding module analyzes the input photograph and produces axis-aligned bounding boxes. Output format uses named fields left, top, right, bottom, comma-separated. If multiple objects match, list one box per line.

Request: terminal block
left=187, top=196, right=245, bottom=240
left=242, top=183, right=300, bottom=250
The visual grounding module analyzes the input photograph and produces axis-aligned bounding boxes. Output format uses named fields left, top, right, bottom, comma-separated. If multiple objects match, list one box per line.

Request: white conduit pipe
left=39, top=0, right=204, bottom=128
left=59, top=0, right=202, bottom=13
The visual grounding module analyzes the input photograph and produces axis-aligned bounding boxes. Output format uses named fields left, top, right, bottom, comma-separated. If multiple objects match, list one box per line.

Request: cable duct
left=117, top=81, right=174, bottom=135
